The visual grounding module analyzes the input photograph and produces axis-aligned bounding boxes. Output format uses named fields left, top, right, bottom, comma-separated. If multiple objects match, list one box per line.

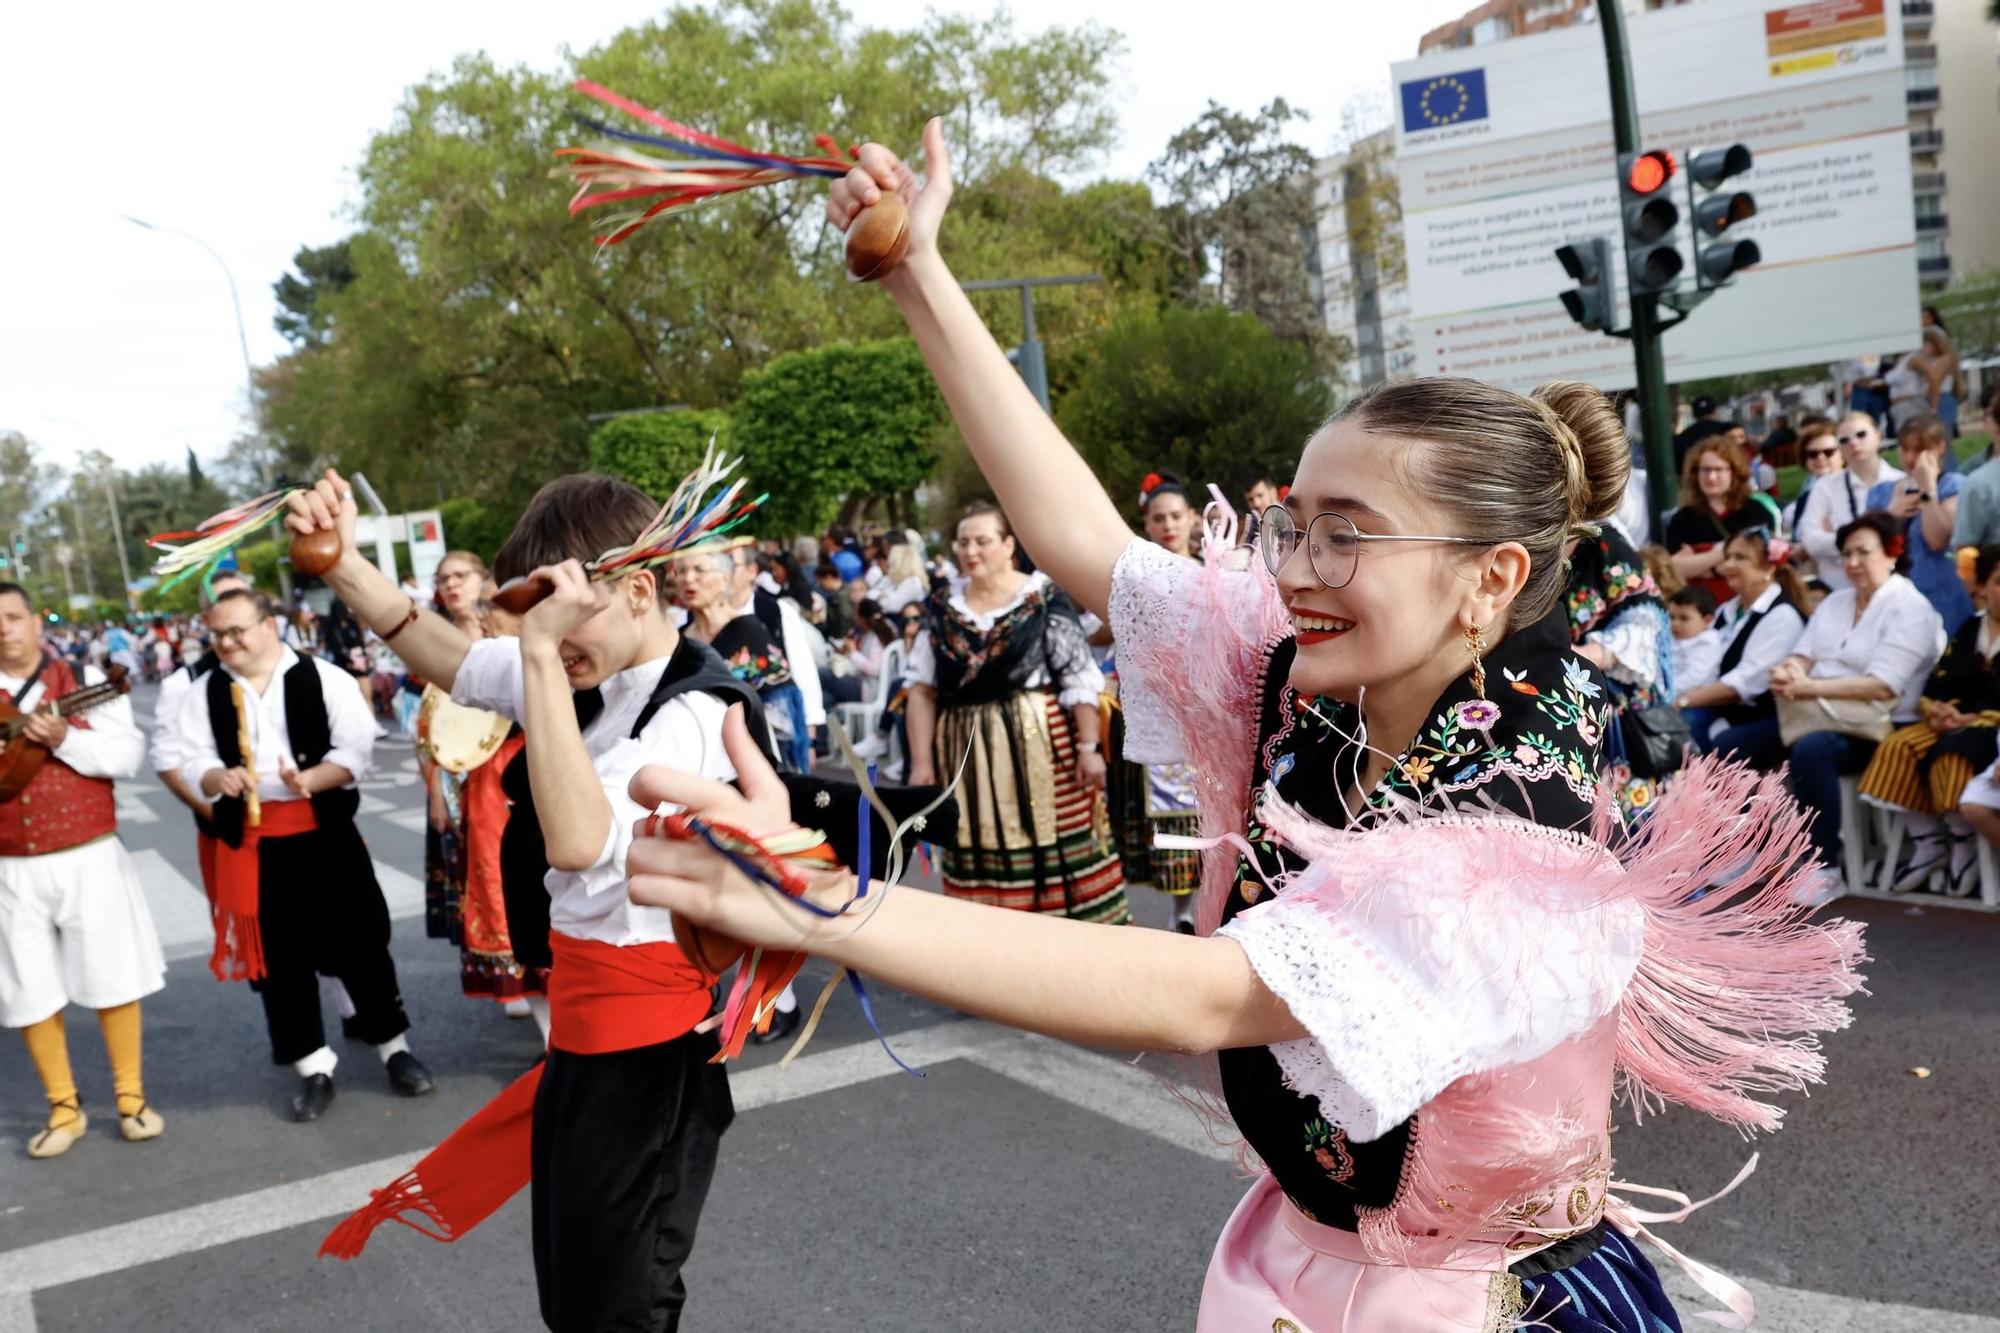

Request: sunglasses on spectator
left=1836, top=429, right=1874, bottom=444
left=1803, top=446, right=1840, bottom=459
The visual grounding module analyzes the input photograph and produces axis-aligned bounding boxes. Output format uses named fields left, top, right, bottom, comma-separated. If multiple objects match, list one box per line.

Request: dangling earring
left=1465, top=623, right=1487, bottom=699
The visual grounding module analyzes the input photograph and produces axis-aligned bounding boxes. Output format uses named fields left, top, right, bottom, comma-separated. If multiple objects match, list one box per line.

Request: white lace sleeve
left=1216, top=832, right=1644, bottom=1142
left=1109, top=538, right=1276, bottom=764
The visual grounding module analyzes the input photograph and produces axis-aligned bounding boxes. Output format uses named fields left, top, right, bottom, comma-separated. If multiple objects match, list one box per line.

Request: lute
left=0, top=663, right=134, bottom=802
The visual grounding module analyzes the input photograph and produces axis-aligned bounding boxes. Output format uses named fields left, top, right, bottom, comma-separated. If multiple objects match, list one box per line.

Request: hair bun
left=1532, top=381, right=1629, bottom=530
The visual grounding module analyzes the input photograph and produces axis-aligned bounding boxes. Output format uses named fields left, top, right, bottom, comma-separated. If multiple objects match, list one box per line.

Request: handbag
left=1618, top=702, right=1696, bottom=781
left=1776, top=694, right=1894, bottom=746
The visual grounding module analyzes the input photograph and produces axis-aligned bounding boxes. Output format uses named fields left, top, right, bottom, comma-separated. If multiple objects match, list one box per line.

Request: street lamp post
left=121, top=214, right=292, bottom=600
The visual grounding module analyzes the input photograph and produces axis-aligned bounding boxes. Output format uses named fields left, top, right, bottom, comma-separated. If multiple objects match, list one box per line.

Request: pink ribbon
left=1605, top=1154, right=1760, bottom=1328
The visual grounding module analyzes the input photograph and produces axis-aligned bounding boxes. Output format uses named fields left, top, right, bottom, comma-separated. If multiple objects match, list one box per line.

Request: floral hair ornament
left=1764, top=536, right=1792, bottom=566
left=1884, top=533, right=1907, bottom=561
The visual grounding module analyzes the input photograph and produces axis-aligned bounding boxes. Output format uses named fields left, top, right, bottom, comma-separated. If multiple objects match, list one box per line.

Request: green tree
left=272, top=240, right=358, bottom=346
left=258, top=2, right=1127, bottom=519
left=1935, top=267, right=2000, bottom=362
left=437, top=497, right=518, bottom=566
left=732, top=338, right=946, bottom=534
left=1056, top=304, right=1333, bottom=516
left=1151, top=101, right=1333, bottom=371
left=587, top=409, right=734, bottom=502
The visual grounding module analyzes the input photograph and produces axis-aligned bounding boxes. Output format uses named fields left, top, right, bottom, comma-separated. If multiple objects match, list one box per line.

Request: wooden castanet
left=0, top=666, right=132, bottom=802
left=289, top=527, right=343, bottom=577
left=490, top=575, right=558, bottom=616
left=673, top=917, right=747, bottom=977
left=845, top=194, right=910, bottom=282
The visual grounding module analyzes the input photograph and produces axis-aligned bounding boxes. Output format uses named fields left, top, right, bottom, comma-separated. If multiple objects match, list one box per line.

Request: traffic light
left=1555, top=237, right=1615, bottom=331
left=1618, top=149, right=1683, bottom=295
left=1687, top=143, right=1759, bottom=288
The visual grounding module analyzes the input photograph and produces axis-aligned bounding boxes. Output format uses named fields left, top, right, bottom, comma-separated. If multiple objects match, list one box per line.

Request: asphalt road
left=1, top=682, right=1996, bottom=1332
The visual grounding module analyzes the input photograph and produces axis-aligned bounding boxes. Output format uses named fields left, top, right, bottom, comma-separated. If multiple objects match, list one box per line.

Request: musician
left=292, top=469, right=757, bottom=1333
left=170, top=588, right=434, bottom=1122
left=0, top=581, right=166, bottom=1159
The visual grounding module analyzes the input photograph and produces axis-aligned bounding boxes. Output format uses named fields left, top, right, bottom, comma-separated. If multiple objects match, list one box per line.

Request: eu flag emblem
left=1400, top=69, right=1489, bottom=130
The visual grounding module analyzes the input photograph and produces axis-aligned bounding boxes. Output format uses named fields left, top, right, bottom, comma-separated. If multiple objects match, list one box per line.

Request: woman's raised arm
left=831, top=123, right=1132, bottom=619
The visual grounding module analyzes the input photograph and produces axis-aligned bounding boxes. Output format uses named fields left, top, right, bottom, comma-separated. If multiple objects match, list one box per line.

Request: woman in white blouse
left=1677, top=529, right=1809, bottom=751
left=874, top=540, right=931, bottom=615
left=1715, top=511, right=1944, bottom=894
left=1795, top=413, right=1902, bottom=593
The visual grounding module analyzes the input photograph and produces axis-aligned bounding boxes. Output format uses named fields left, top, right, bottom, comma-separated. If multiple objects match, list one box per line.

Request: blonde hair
left=886, top=542, right=926, bottom=585
left=1336, top=377, right=1630, bottom=625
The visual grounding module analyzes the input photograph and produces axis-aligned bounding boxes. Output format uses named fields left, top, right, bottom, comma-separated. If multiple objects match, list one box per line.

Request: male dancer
left=171, top=588, right=433, bottom=1121
left=0, top=582, right=166, bottom=1157
left=299, top=469, right=763, bottom=1332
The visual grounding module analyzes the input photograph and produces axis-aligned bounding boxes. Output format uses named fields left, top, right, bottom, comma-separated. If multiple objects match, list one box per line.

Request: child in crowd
left=1668, top=585, right=1722, bottom=691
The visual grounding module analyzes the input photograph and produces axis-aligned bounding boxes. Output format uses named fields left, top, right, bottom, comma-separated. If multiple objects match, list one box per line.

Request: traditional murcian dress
left=0, top=657, right=164, bottom=1028
left=1110, top=531, right=1863, bottom=1332
left=1564, top=528, right=1677, bottom=815
left=700, top=613, right=811, bottom=772
left=1860, top=613, right=2000, bottom=816
left=456, top=729, right=543, bottom=1000
left=323, top=636, right=764, bottom=1333
left=909, top=573, right=1127, bottom=922
left=172, top=649, right=411, bottom=1069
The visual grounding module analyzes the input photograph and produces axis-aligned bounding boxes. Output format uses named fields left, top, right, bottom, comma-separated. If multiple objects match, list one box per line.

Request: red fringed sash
left=320, top=932, right=713, bottom=1261
left=208, top=799, right=318, bottom=983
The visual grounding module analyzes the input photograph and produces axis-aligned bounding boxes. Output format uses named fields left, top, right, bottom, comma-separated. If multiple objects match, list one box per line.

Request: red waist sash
left=208, top=799, right=318, bottom=983
left=320, top=931, right=712, bottom=1260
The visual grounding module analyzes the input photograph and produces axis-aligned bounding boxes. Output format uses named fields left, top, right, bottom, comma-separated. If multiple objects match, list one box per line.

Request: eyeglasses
left=1837, top=430, right=1874, bottom=444
left=953, top=535, right=1002, bottom=551
left=1258, top=507, right=1490, bottom=590
left=1804, top=446, right=1840, bottom=460
left=435, top=570, right=478, bottom=585
left=211, top=619, right=266, bottom=646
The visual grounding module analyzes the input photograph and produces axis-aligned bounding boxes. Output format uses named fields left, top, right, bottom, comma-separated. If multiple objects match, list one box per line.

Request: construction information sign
left=1391, top=0, right=1918, bottom=392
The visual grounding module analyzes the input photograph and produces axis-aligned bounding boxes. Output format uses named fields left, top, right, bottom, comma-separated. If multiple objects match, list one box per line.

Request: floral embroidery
left=1303, top=1118, right=1357, bottom=1185
left=1454, top=699, right=1501, bottom=730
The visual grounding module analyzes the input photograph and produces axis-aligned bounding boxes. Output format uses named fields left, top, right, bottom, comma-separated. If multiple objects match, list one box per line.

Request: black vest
left=204, top=658, right=361, bottom=848
left=751, top=586, right=786, bottom=641
left=1716, top=593, right=1797, bottom=724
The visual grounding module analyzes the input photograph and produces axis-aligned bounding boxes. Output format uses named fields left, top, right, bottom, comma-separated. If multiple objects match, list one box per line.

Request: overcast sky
left=0, top=1, right=1469, bottom=478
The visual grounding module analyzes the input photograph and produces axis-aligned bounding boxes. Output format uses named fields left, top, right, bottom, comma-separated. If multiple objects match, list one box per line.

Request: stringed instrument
left=0, top=663, right=133, bottom=802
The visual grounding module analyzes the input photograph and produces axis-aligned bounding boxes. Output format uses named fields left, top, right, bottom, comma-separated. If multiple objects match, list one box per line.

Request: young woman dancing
left=623, top=126, right=1865, bottom=1331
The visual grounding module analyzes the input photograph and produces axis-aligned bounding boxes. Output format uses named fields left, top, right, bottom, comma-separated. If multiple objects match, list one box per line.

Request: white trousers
left=0, top=837, right=167, bottom=1027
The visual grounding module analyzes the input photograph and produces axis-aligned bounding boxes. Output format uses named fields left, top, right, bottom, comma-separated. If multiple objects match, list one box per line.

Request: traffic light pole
left=1596, top=0, right=1678, bottom=525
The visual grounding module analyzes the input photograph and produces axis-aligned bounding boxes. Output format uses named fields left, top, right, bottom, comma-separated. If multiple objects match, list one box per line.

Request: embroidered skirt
left=1106, top=700, right=1201, bottom=898
left=1200, top=1174, right=1682, bottom=1333
left=934, top=690, right=1128, bottom=922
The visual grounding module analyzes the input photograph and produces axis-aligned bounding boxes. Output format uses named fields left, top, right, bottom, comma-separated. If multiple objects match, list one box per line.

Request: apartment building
left=1309, top=132, right=1415, bottom=396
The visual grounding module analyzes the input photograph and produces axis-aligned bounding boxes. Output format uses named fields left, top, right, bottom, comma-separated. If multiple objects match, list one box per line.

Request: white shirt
left=0, top=662, right=145, bottom=782
left=450, top=637, right=737, bottom=946
left=151, top=659, right=206, bottom=774
left=875, top=575, right=929, bottom=616
left=1669, top=627, right=1723, bottom=694
left=1711, top=583, right=1806, bottom=704
left=733, top=592, right=826, bottom=726
left=904, top=571, right=1105, bottom=709
left=1796, top=574, right=1945, bottom=719
left=174, top=648, right=374, bottom=804
left=1797, top=462, right=1903, bottom=592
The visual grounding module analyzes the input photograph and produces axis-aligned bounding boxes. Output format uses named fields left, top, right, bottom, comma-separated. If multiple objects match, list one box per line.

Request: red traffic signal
left=1625, top=150, right=1676, bottom=195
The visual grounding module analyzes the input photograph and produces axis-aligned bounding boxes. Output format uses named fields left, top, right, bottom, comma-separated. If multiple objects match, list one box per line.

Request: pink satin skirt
left=1197, top=1175, right=1519, bottom=1333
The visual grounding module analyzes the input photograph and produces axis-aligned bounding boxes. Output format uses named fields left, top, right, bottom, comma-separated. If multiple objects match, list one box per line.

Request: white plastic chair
left=835, top=640, right=904, bottom=749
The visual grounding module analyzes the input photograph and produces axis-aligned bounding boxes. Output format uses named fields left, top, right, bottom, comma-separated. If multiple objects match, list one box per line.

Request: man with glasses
left=171, top=588, right=432, bottom=1123
left=0, top=580, right=166, bottom=1158
left=1796, top=414, right=1903, bottom=593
